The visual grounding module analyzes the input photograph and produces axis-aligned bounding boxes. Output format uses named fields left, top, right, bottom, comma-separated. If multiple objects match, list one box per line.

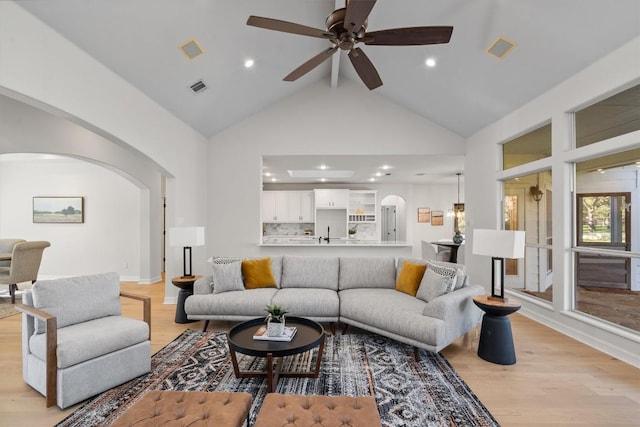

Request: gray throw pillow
left=212, top=261, right=244, bottom=294
left=416, top=268, right=454, bottom=303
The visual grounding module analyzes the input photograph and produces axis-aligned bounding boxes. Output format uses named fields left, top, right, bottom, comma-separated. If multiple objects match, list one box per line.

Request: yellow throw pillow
left=242, top=257, right=277, bottom=289
left=396, top=261, right=427, bottom=296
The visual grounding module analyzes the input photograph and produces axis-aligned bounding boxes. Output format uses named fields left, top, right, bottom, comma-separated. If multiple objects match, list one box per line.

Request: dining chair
left=421, top=241, right=438, bottom=261
left=0, top=238, right=26, bottom=267
left=0, top=241, right=50, bottom=304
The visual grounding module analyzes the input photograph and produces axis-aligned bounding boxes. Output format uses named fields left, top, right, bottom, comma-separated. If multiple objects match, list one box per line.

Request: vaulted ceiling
left=19, top=0, right=640, bottom=140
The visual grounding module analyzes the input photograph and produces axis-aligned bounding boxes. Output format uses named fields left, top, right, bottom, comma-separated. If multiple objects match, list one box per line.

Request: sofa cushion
left=338, top=257, right=396, bottom=290
left=416, top=267, right=454, bottom=302
left=271, top=288, right=340, bottom=318
left=395, top=261, right=426, bottom=296
left=340, top=288, right=443, bottom=347
left=398, top=257, right=467, bottom=290
left=185, top=288, right=278, bottom=317
left=281, top=256, right=339, bottom=290
left=242, top=257, right=277, bottom=289
left=29, top=316, right=149, bottom=369
left=212, top=261, right=244, bottom=294
left=31, top=272, right=121, bottom=333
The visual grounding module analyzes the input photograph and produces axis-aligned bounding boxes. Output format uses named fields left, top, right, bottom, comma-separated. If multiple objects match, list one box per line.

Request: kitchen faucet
left=324, top=226, right=330, bottom=244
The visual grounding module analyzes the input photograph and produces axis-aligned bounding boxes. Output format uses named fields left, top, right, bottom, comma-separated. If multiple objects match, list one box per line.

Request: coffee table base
left=228, top=335, right=325, bottom=393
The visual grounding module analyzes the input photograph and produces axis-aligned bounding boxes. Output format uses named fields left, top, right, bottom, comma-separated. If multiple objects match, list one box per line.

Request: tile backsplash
left=264, top=223, right=314, bottom=236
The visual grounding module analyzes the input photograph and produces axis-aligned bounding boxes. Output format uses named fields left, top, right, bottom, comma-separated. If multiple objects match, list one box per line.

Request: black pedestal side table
left=171, top=275, right=201, bottom=324
left=473, top=295, right=521, bottom=365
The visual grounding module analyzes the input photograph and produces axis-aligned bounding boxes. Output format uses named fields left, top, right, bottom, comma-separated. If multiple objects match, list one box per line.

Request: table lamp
left=472, top=229, right=525, bottom=302
left=169, top=226, right=205, bottom=278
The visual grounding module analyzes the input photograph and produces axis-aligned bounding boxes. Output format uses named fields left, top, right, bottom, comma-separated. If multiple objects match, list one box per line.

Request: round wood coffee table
left=226, top=317, right=325, bottom=392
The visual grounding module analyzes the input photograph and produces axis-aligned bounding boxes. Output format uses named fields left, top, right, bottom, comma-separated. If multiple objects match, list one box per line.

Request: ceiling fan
left=247, top=0, right=453, bottom=90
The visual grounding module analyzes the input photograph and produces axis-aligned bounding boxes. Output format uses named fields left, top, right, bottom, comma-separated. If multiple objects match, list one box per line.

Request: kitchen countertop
left=260, top=237, right=411, bottom=247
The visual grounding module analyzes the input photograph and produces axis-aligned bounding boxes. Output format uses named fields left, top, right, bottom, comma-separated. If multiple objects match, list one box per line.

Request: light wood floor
left=1, top=280, right=639, bottom=426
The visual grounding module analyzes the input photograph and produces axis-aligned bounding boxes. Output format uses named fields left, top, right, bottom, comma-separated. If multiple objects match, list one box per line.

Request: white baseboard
left=519, top=307, right=640, bottom=369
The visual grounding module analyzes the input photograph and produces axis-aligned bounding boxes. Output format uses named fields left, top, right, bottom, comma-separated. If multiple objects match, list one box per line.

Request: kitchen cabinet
left=288, top=191, right=314, bottom=222
left=263, top=191, right=313, bottom=223
left=263, top=191, right=288, bottom=222
left=348, top=190, right=376, bottom=222
left=314, top=189, right=349, bottom=209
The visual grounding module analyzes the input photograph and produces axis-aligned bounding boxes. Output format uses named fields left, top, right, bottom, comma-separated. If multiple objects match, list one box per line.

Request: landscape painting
left=33, top=197, right=84, bottom=223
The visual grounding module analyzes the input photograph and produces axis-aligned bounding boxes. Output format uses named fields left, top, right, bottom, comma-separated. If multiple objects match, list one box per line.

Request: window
left=573, top=148, right=640, bottom=332
left=503, top=171, right=553, bottom=302
left=575, top=84, right=640, bottom=148
left=502, top=124, right=552, bottom=170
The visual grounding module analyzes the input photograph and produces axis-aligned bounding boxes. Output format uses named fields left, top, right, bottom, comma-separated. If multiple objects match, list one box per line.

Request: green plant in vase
left=265, top=304, right=287, bottom=336
left=348, top=228, right=356, bottom=238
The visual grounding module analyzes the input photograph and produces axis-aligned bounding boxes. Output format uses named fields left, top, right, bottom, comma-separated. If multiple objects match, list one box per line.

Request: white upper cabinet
left=263, top=191, right=314, bottom=223
left=262, top=191, right=289, bottom=222
left=288, top=191, right=314, bottom=222
left=314, top=189, right=349, bottom=209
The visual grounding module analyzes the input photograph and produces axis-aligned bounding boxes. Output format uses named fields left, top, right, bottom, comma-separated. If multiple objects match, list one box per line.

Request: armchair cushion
left=31, top=272, right=121, bottom=333
left=29, top=316, right=149, bottom=369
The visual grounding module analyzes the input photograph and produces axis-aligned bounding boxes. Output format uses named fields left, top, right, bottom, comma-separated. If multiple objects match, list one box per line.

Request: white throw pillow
left=416, top=268, right=455, bottom=303
left=212, top=261, right=244, bottom=294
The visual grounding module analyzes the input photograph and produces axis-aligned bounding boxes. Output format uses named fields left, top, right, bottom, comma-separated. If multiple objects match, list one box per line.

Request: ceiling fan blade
left=364, top=26, right=453, bottom=45
left=283, top=47, right=339, bottom=82
left=247, top=16, right=333, bottom=39
left=344, top=0, right=377, bottom=33
left=348, top=47, right=382, bottom=90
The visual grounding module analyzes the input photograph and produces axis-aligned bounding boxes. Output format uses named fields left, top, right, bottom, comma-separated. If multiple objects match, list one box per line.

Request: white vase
left=267, top=319, right=285, bottom=336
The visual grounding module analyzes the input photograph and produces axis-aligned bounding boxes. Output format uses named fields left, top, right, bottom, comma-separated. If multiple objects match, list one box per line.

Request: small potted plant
left=348, top=228, right=357, bottom=239
left=265, top=304, right=287, bottom=336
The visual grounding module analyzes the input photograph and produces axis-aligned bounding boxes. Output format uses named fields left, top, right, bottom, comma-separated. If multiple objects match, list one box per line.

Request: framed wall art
left=417, top=207, right=431, bottom=223
left=33, top=197, right=84, bottom=223
left=431, top=210, right=444, bottom=226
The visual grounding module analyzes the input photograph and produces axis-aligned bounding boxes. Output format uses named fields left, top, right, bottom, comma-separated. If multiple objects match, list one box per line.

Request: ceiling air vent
left=487, top=36, right=516, bottom=59
left=179, top=38, right=204, bottom=60
left=189, top=80, right=208, bottom=95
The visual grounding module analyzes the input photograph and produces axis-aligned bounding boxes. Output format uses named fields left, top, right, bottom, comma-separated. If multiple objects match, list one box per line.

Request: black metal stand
left=182, top=246, right=194, bottom=278
left=477, top=314, right=516, bottom=365
left=175, top=288, right=196, bottom=324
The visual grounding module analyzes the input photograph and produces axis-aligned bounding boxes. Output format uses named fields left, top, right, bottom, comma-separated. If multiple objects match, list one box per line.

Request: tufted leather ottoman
left=111, top=390, right=252, bottom=427
left=254, top=393, right=382, bottom=427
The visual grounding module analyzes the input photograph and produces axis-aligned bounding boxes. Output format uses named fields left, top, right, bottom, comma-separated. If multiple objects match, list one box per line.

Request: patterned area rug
left=57, top=330, right=498, bottom=427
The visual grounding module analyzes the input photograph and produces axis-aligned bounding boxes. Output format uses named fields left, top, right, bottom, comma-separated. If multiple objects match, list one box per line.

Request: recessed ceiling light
left=264, top=172, right=271, bottom=177
left=320, top=178, right=327, bottom=182
left=375, top=172, right=382, bottom=177
left=271, top=178, right=277, bottom=182
left=381, top=164, right=391, bottom=170
left=244, top=59, right=254, bottom=68
left=319, top=164, right=328, bottom=170
left=425, top=57, right=436, bottom=67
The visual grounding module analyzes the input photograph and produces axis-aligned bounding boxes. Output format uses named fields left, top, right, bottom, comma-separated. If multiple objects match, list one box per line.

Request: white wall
left=0, top=3, right=208, bottom=300
left=208, top=80, right=465, bottom=259
left=465, top=36, right=640, bottom=367
left=0, top=156, right=141, bottom=280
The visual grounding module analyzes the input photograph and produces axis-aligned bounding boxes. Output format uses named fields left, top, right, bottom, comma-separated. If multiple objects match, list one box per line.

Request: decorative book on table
left=253, top=326, right=297, bottom=341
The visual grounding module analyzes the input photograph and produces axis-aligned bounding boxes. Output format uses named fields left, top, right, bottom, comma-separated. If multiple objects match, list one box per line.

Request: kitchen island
left=260, top=237, right=411, bottom=247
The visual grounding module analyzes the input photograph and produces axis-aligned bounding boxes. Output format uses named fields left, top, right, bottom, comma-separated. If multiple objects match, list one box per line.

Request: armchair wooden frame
left=17, top=292, right=151, bottom=407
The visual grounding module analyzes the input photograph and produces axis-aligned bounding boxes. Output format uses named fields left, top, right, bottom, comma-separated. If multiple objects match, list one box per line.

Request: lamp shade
left=169, top=227, right=205, bottom=247
left=472, top=229, right=525, bottom=259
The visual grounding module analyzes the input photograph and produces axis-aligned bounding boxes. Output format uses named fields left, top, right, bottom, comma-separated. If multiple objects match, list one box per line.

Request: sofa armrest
left=194, top=275, right=214, bottom=295
left=16, top=304, right=57, bottom=408
left=422, top=284, right=483, bottom=330
left=120, top=291, right=151, bottom=338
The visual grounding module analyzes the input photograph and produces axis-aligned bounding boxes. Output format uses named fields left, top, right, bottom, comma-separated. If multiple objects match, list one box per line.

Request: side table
left=473, top=295, right=521, bottom=365
left=171, top=275, right=201, bottom=324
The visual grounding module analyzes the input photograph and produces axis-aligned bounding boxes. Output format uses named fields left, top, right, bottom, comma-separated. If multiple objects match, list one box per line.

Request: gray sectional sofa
left=185, top=255, right=483, bottom=353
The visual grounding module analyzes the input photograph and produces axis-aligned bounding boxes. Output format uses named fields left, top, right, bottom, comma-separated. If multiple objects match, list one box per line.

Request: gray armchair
left=17, top=272, right=151, bottom=408
left=0, top=240, right=49, bottom=304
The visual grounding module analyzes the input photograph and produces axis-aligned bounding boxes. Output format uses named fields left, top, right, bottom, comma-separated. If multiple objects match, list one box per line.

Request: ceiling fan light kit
left=247, top=0, right=453, bottom=90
